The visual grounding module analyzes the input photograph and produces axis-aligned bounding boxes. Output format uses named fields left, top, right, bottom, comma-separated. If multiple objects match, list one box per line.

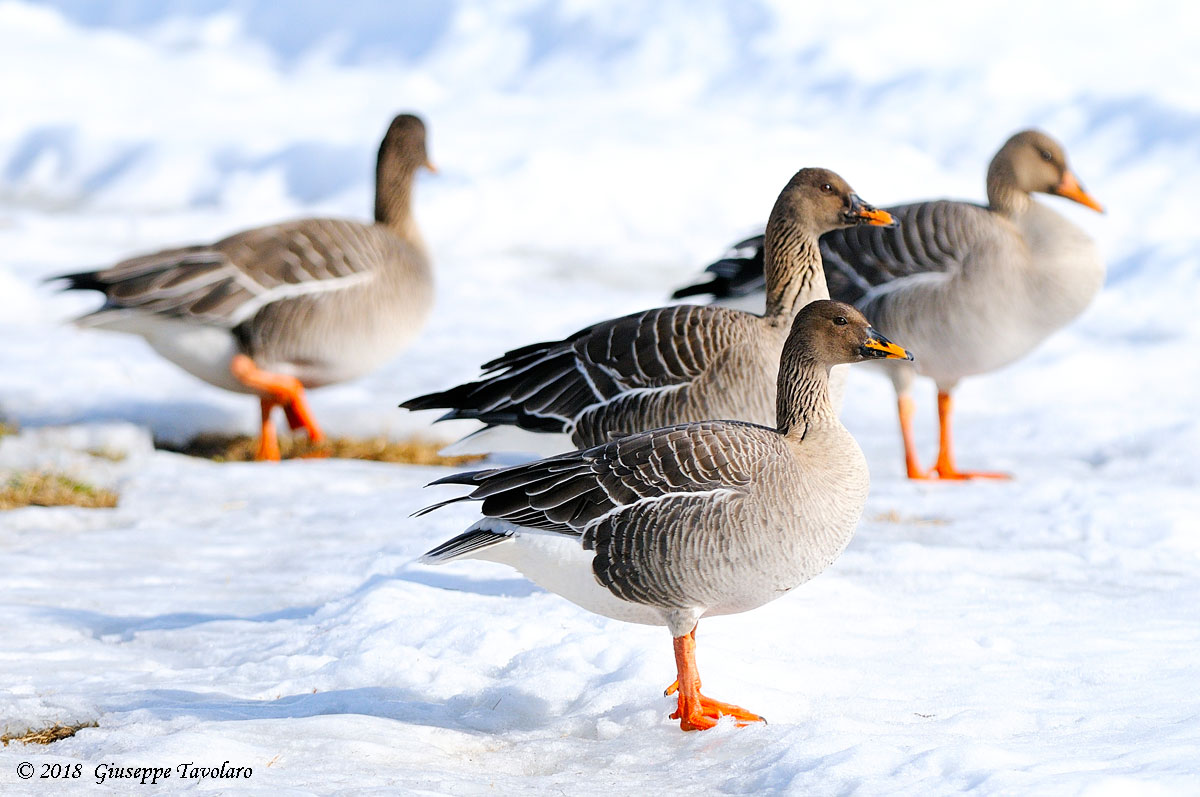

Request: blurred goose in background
left=417, top=300, right=914, bottom=731
left=672, top=129, right=1105, bottom=479
left=402, top=168, right=895, bottom=454
left=52, top=113, right=436, bottom=461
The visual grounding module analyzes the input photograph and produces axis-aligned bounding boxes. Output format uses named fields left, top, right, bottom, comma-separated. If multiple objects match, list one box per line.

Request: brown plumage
left=402, top=168, right=895, bottom=455
left=418, top=299, right=914, bottom=731
left=52, top=113, right=436, bottom=460
left=673, top=129, right=1105, bottom=479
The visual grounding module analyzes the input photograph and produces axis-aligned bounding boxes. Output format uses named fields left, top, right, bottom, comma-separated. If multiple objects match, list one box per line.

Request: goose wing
left=671, top=234, right=766, bottom=301
left=402, top=304, right=752, bottom=435
left=57, top=219, right=396, bottom=327
left=673, top=200, right=990, bottom=305
left=420, top=420, right=776, bottom=606
left=819, top=200, right=986, bottom=303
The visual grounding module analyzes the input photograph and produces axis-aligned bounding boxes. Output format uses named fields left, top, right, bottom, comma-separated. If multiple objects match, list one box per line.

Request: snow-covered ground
left=2, top=1, right=1199, bottom=793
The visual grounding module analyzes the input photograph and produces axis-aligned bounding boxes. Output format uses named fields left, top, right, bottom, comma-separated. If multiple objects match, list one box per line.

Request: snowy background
left=2, top=0, right=1199, bottom=793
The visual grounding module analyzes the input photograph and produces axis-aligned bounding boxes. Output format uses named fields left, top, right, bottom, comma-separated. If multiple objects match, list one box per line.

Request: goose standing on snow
left=672, top=130, right=1104, bottom=479
left=51, top=114, right=436, bottom=461
left=402, top=168, right=895, bottom=455
left=417, top=300, right=913, bottom=731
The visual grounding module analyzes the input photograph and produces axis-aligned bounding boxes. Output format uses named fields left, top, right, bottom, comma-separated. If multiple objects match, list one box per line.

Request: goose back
left=418, top=301, right=908, bottom=634
left=404, top=304, right=783, bottom=448
left=67, top=218, right=431, bottom=388
left=404, top=167, right=890, bottom=452
left=54, top=112, right=436, bottom=391
left=422, top=418, right=866, bottom=631
left=676, top=198, right=1102, bottom=387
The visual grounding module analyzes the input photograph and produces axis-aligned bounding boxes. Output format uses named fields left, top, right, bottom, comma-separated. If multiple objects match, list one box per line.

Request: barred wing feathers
left=59, top=219, right=403, bottom=327
left=673, top=200, right=989, bottom=305
left=418, top=421, right=778, bottom=606
left=402, top=304, right=753, bottom=435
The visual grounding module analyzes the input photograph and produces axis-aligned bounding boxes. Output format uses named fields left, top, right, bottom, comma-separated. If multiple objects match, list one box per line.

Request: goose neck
left=763, top=219, right=826, bottom=321
left=776, top=355, right=837, bottom=439
left=375, top=161, right=420, bottom=238
left=986, top=161, right=1033, bottom=217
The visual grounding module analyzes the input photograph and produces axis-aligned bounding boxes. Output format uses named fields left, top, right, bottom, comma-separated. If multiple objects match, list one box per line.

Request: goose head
left=375, top=113, right=435, bottom=226
left=787, top=299, right=913, bottom=368
left=379, top=113, right=435, bottom=174
left=988, top=129, right=1103, bottom=213
left=775, top=300, right=912, bottom=433
left=771, top=168, right=897, bottom=238
left=763, top=169, right=898, bottom=319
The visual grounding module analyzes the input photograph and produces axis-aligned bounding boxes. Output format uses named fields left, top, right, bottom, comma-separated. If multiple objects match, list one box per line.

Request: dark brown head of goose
left=771, top=167, right=897, bottom=236
left=786, top=299, right=913, bottom=367
left=988, top=129, right=1104, bottom=213
left=375, top=113, right=435, bottom=224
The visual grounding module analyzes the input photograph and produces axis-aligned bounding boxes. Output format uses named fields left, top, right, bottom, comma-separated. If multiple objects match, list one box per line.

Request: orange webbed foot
left=671, top=692, right=766, bottom=731
left=668, top=626, right=765, bottom=731
left=233, top=355, right=326, bottom=460
left=908, top=391, right=1012, bottom=481
left=904, top=462, right=1012, bottom=481
left=930, top=466, right=1012, bottom=481
left=906, top=464, right=935, bottom=481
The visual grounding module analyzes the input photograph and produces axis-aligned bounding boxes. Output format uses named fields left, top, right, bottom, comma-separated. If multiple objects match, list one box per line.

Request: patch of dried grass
left=160, top=433, right=484, bottom=466
left=0, top=472, right=119, bottom=510
left=1, top=721, right=97, bottom=746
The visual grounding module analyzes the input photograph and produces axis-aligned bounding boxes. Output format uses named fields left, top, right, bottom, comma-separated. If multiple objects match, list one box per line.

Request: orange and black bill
left=1053, top=171, right=1103, bottom=213
left=846, top=194, right=898, bottom=227
left=861, top=328, right=913, bottom=361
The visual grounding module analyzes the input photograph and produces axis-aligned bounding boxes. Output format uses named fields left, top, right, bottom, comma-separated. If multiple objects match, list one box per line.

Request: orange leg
left=897, top=394, right=928, bottom=480
left=280, top=391, right=325, bottom=442
left=667, top=626, right=765, bottom=731
left=281, top=402, right=304, bottom=432
left=257, top=397, right=282, bottom=461
left=930, top=391, right=1010, bottom=480
left=663, top=627, right=696, bottom=698
left=230, top=354, right=326, bottom=460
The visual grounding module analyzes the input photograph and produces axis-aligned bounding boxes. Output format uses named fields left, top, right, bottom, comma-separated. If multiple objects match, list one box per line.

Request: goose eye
left=1040, top=150, right=1053, bottom=162
left=820, top=183, right=834, bottom=194
left=833, top=316, right=848, bottom=326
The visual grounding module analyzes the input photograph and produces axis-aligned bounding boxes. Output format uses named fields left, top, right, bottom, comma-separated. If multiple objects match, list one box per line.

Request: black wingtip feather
left=671, top=276, right=726, bottom=300
left=672, top=234, right=767, bottom=301
left=411, top=494, right=474, bottom=518
left=44, top=270, right=106, bottom=292
left=424, top=468, right=497, bottom=488
left=400, top=384, right=474, bottom=412
left=419, top=527, right=514, bottom=563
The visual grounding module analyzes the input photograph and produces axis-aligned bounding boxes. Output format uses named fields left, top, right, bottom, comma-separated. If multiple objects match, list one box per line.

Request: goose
left=50, top=113, right=436, bottom=461
left=402, top=168, right=895, bottom=455
left=416, top=299, right=914, bottom=731
left=671, top=129, right=1104, bottom=479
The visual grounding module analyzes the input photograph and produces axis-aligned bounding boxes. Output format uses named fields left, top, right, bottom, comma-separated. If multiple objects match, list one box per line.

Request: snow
left=2, top=0, right=1199, bottom=793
